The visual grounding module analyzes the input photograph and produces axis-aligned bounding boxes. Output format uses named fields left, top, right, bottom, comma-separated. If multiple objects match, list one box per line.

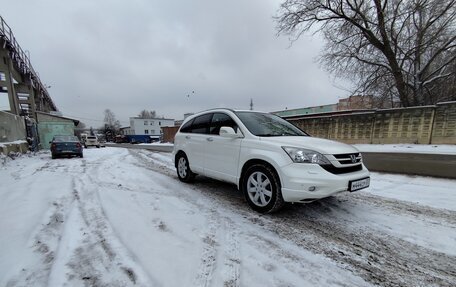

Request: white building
left=125, top=117, right=175, bottom=137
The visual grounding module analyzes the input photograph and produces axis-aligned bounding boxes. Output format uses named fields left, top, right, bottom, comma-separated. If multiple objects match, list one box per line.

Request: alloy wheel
left=247, top=171, right=272, bottom=207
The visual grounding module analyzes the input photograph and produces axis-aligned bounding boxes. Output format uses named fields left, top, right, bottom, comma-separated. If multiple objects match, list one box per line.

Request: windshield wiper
left=256, top=134, right=278, bottom=137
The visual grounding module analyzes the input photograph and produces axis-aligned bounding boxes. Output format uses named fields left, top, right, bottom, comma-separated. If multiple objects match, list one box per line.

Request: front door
left=204, top=113, right=242, bottom=183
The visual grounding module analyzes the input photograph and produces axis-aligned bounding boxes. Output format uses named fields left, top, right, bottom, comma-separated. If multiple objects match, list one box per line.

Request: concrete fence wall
left=0, top=111, right=26, bottom=142
left=288, top=101, right=456, bottom=145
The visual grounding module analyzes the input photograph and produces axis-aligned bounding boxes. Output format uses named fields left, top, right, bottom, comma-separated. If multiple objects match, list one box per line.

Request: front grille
left=333, top=153, right=361, bottom=165
left=321, top=164, right=362, bottom=174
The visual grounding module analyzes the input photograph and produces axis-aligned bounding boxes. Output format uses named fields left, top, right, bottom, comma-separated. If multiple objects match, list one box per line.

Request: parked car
left=84, top=135, right=100, bottom=148
left=115, top=135, right=125, bottom=143
left=97, top=135, right=107, bottom=147
left=172, top=109, right=370, bottom=213
left=50, top=135, right=83, bottom=159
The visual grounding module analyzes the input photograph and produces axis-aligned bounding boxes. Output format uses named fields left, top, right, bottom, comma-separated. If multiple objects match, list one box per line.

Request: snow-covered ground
left=1, top=148, right=455, bottom=287
left=138, top=142, right=174, bottom=147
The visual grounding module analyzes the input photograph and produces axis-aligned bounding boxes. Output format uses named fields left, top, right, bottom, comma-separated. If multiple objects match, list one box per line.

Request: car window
left=180, top=118, right=194, bottom=133
left=235, top=111, right=307, bottom=137
left=210, top=113, right=238, bottom=135
left=191, top=113, right=213, bottom=134
left=53, top=135, right=79, bottom=142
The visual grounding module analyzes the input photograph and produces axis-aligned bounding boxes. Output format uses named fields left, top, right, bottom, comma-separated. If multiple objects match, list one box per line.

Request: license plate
left=62, top=150, right=72, bottom=153
left=349, top=177, right=370, bottom=192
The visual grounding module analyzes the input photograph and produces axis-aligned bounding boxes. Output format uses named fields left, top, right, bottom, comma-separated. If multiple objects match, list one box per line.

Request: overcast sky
left=2, top=0, right=348, bottom=127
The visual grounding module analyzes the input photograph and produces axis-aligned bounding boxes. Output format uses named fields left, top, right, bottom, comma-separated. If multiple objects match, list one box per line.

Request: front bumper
left=279, top=163, right=370, bottom=202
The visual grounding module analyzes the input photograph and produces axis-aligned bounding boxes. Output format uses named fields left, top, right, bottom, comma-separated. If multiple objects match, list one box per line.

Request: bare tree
left=100, top=109, right=121, bottom=142
left=138, top=110, right=157, bottom=119
left=103, top=109, right=120, bottom=128
left=276, top=0, right=456, bottom=107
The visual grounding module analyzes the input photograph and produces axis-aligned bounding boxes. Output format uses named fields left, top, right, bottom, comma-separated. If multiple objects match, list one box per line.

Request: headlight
left=282, top=146, right=331, bottom=165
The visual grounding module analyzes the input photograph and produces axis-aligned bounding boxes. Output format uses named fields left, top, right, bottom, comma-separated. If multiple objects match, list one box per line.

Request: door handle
left=206, top=137, right=213, bottom=142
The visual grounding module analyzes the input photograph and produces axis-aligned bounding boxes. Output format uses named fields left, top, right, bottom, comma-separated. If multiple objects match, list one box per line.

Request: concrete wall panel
left=0, top=111, right=26, bottom=142
left=287, top=102, right=456, bottom=145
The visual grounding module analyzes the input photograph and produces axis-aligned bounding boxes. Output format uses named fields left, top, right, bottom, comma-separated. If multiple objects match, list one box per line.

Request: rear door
left=204, top=113, right=242, bottom=183
left=181, top=113, right=213, bottom=174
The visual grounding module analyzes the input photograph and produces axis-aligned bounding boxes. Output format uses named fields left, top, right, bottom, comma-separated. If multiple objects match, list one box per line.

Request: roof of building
left=36, top=111, right=80, bottom=126
left=130, top=117, right=175, bottom=121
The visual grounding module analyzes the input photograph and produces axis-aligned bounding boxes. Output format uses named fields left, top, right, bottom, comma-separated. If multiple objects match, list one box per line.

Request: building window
left=144, top=121, right=148, bottom=125
left=151, top=130, right=155, bottom=134
left=145, top=130, right=149, bottom=134
left=159, top=121, right=161, bottom=126
left=150, top=121, right=154, bottom=125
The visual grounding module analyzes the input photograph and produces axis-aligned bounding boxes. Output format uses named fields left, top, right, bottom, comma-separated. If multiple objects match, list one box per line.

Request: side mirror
left=220, top=127, right=243, bottom=138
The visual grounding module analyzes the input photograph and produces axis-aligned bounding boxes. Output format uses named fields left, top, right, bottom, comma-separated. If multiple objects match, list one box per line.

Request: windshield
left=53, top=135, right=79, bottom=142
left=235, top=112, right=307, bottom=137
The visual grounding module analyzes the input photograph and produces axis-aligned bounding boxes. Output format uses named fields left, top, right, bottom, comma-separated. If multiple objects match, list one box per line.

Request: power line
left=62, top=113, right=128, bottom=126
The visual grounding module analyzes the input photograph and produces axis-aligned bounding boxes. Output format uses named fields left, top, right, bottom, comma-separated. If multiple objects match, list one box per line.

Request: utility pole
left=250, top=98, right=253, bottom=110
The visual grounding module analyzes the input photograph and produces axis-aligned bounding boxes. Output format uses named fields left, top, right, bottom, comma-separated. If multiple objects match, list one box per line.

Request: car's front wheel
left=242, top=164, right=284, bottom=213
left=176, top=153, right=195, bottom=182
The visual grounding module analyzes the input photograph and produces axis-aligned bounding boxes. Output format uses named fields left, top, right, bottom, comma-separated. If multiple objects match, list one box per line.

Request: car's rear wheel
left=52, top=154, right=56, bottom=159
left=242, top=164, right=284, bottom=213
left=176, top=153, right=195, bottom=182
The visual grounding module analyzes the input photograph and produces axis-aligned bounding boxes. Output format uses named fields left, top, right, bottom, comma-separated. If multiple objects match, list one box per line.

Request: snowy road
left=1, top=147, right=455, bottom=287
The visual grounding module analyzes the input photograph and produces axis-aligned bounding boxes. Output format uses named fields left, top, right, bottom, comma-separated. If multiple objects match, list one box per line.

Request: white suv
left=173, top=109, right=370, bottom=213
left=84, top=135, right=100, bottom=148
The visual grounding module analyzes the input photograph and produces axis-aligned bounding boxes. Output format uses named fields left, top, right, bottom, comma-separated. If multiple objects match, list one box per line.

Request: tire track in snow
left=129, top=149, right=456, bottom=287
left=5, top=159, right=79, bottom=287
left=265, top=205, right=456, bottom=287
left=130, top=150, right=243, bottom=287
left=64, top=152, right=158, bottom=287
left=192, top=214, right=241, bottom=287
left=192, top=209, right=218, bottom=287
left=350, top=192, right=456, bottom=225
left=221, top=219, right=241, bottom=287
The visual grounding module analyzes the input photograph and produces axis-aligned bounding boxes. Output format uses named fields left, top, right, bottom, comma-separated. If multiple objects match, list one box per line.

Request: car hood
left=260, top=136, right=359, bottom=155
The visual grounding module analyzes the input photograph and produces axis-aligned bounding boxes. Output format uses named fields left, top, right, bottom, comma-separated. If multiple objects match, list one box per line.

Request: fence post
left=369, top=110, right=377, bottom=144
left=428, top=107, right=436, bottom=144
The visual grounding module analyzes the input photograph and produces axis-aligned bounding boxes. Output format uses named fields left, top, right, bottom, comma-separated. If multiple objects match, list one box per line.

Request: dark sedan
left=50, top=135, right=83, bottom=159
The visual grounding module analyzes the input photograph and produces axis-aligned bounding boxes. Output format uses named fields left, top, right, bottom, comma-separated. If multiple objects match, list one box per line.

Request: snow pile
left=0, top=140, right=27, bottom=148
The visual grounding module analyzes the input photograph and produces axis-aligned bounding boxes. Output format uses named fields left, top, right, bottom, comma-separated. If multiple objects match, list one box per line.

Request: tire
left=52, top=154, right=56, bottom=159
left=79, top=153, right=84, bottom=158
left=176, top=153, right=195, bottom=183
left=96, top=145, right=100, bottom=148
left=242, top=164, right=284, bottom=213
